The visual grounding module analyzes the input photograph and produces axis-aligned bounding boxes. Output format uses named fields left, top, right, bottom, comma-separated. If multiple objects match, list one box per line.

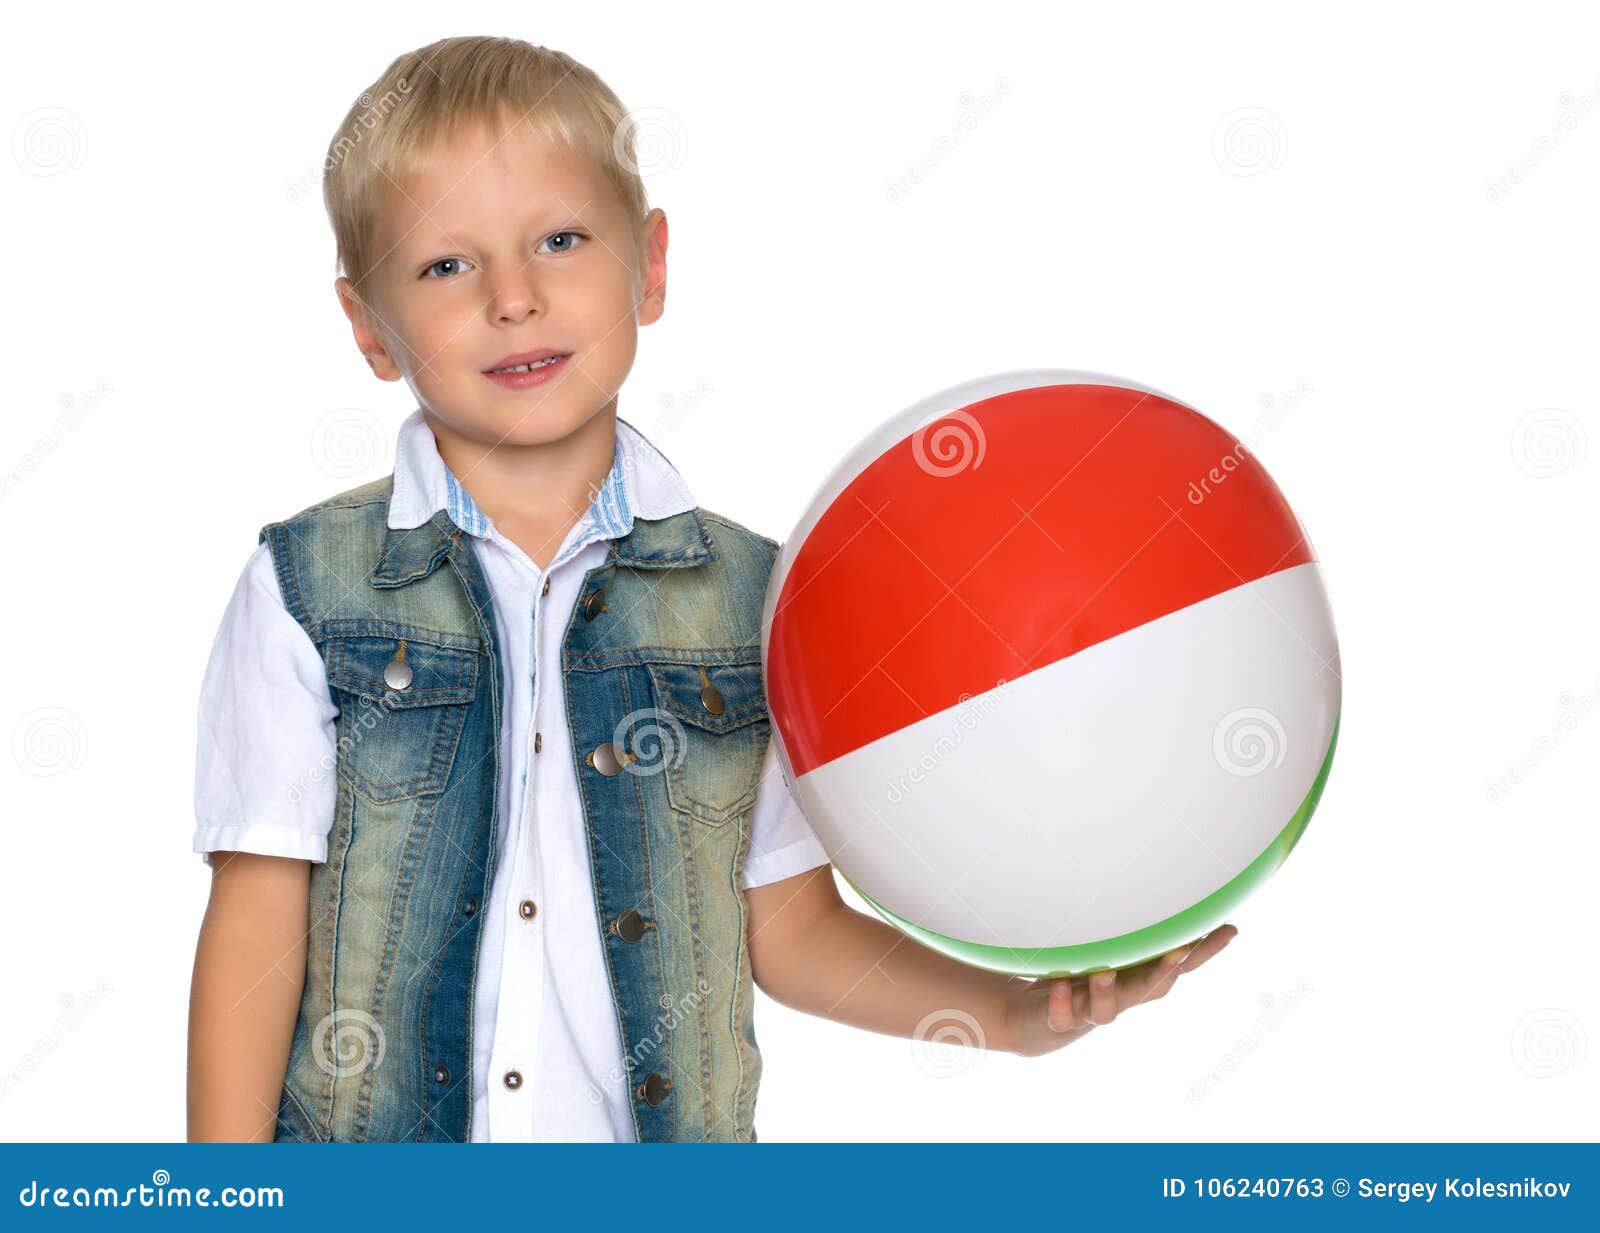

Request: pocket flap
left=324, top=635, right=479, bottom=708
left=645, top=658, right=768, bottom=732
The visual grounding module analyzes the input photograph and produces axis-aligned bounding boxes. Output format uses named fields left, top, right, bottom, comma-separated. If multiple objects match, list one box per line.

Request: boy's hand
left=1001, top=924, right=1238, bottom=1057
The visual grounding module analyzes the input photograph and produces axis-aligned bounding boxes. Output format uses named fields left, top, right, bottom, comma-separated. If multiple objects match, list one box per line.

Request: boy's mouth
left=483, top=348, right=572, bottom=388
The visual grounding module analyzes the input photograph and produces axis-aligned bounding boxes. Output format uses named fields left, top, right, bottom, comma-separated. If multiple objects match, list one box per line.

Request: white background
left=2, top=0, right=1595, bottom=1142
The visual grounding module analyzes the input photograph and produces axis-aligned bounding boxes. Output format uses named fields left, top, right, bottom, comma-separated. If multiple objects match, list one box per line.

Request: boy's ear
left=335, top=276, right=402, bottom=381
left=636, top=208, right=668, bottom=327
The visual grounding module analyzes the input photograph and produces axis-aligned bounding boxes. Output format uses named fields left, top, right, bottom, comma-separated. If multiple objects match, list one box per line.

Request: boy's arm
left=747, top=864, right=1027, bottom=1054
left=187, top=851, right=310, bottom=1142
left=746, top=865, right=1235, bottom=1058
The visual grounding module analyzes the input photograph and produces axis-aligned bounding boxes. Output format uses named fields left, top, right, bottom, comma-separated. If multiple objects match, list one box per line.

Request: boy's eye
left=538, top=230, right=586, bottom=255
left=421, top=257, right=472, bottom=280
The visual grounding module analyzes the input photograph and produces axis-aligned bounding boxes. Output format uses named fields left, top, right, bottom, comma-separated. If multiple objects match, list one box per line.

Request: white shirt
left=192, top=409, right=829, bottom=1141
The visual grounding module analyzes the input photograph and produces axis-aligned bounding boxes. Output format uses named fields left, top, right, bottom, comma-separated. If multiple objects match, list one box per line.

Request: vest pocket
left=274, top=1079, right=326, bottom=1142
left=323, top=634, right=480, bottom=803
left=643, top=657, right=769, bottom=825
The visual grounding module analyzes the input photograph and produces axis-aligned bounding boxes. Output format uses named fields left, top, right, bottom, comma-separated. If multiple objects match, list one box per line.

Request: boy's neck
left=423, top=402, right=619, bottom=573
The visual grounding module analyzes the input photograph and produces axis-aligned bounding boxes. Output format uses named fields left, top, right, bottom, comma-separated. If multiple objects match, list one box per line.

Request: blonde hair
left=322, top=35, right=651, bottom=291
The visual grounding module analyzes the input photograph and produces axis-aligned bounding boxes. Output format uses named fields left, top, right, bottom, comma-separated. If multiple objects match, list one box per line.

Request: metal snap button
left=582, top=588, right=607, bottom=620
left=636, top=1072, right=672, bottom=1106
left=587, top=741, right=629, bottom=776
left=698, top=665, right=725, bottom=715
left=434, top=1064, right=450, bottom=1084
left=384, top=640, right=413, bottom=690
left=463, top=898, right=477, bottom=917
left=612, top=909, right=651, bottom=943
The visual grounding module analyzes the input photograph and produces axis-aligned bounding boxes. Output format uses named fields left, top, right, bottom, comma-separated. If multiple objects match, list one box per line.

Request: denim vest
left=258, top=475, right=777, bottom=1142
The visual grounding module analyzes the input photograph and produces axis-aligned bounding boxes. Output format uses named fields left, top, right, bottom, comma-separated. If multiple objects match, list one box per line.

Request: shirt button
left=582, top=588, right=607, bottom=620
left=503, top=1069, right=523, bottom=1091
left=534, top=731, right=542, bottom=754
left=519, top=898, right=538, bottom=921
left=541, top=576, right=551, bottom=597
left=434, top=1064, right=450, bottom=1084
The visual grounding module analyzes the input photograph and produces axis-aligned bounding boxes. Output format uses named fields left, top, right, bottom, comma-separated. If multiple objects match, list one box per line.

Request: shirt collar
left=387, top=409, right=697, bottom=552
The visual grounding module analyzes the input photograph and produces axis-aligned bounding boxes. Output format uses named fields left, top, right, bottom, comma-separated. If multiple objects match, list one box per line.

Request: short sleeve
left=741, top=738, right=830, bottom=890
left=192, top=542, right=338, bottom=866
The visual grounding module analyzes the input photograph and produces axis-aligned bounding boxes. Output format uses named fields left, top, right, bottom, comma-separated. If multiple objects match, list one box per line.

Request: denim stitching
left=567, top=588, right=644, bottom=1143
left=439, top=536, right=507, bottom=1141
left=277, top=1079, right=326, bottom=1143
left=351, top=791, right=434, bottom=1141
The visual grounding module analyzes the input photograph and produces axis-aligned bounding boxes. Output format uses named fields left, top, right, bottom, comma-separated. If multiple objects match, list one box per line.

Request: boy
left=186, top=35, right=1234, bottom=1143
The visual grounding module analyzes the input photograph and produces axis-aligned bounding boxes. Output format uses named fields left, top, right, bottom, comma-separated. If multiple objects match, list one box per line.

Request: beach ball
left=760, top=371, right=1340, bottom=978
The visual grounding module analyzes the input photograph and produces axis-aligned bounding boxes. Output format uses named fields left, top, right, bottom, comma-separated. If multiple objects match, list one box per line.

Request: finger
left=1121, top=929, right=1231, bottom=1010
left=1178, top=925, right=1238, bottom=972
left=1125, top=945, right=1186, bottom=992
left=1045, top=978, right=1077, bottom=1033
left=1116, top=953, right=1160, bottom=982
left=1135, top=950, right=1186, bottom=1004
left=1123, top=950, right=1176, bottom=989
left=1088, top=969, right=1118, bottom=1024
left=1049, top=979, right=1094, bottom=1034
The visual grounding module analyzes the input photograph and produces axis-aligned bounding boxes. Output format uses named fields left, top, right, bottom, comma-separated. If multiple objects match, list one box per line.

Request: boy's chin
left=432, top=396, right=610, bottom=449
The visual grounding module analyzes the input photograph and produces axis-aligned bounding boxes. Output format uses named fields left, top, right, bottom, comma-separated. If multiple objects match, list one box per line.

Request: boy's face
left=338, top=112, right=665, bottom=448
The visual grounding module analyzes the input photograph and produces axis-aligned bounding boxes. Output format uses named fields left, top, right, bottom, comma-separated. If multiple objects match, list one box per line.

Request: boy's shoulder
left=695, top=506, right=779, bottom=562
left=265, top=476, right=393, bottom=531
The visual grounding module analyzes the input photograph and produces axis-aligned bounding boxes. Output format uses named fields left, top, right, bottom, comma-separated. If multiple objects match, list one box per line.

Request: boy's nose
left=490, top=275, right=547, bottom=323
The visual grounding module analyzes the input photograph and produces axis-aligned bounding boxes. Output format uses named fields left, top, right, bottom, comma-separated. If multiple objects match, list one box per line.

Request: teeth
left=492, top=355, right=563, bottom=374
